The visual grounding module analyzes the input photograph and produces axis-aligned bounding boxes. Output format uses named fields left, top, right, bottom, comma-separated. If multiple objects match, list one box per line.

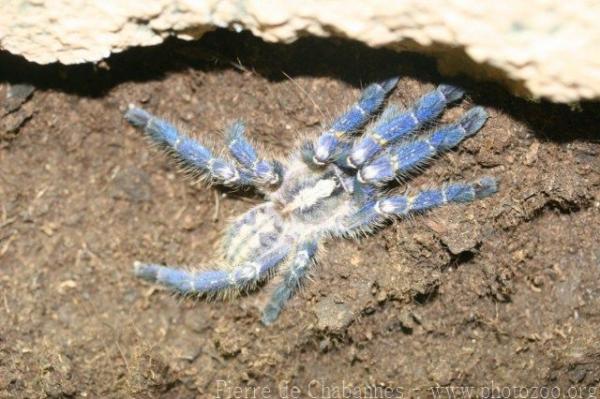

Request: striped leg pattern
left=313, top=77, right=399, bottom=165
left=125, top=107, right=251, bottom=186
left=348, top=84, right=465, bottom=168
left=358, top=107, right=489, bottom=185
left=134, top=244, right=291, bottom=295
left=226, top=121, right=284, bottom=187
left=348, top=177, right=497, bottom=232
left=261, top=240, right=318, bottom=325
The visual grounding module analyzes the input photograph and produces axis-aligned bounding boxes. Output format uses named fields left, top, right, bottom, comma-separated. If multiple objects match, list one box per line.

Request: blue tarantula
left=124, top=77, right=497, bottom=325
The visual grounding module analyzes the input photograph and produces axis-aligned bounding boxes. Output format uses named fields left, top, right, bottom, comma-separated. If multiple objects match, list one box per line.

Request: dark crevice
left=529, top=198, right=585, bottom=219
left=448, top=249, right=476, bottom=268
left=413, top=286, right=439, bottom=305
left=497, top=195, right=592, bottom=234
left=1, top=29, right=599, bottom=144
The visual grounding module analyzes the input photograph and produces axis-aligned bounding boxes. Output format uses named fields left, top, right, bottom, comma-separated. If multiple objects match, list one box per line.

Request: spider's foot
left=444, top=176, right=498, bottom=203
left=124, top=106, right=152, bottom=127
left=379, top=76, right=400, bottom=92
left=437, top=84, right=465, bottom=103
left=472, top=176, right=498, bottom=199
left=133, top=261, right=160, bottom=282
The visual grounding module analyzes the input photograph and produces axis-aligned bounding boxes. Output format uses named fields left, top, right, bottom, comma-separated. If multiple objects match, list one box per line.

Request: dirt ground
left=1, top=30, right=599, bottom=398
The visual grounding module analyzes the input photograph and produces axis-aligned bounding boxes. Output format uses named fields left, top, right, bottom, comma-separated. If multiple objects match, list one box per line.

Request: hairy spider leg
left=347, top=177, right=497, bottom=232
left=358, top=107, right=489, bottom=185
left=348, top=85, right=465, bottom=169
left=312, top=77, right=399, bottom=165
left=133, top=244, right=291, bottom=295
left=261, top=240, right=318, bottom=325
left=125, top=107, right=251, bottom=186
left=226, top=121, right=284, bottom=187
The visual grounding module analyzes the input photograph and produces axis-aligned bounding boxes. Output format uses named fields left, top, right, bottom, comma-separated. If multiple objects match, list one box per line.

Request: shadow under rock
left=1, top=29, right=598, bottom=143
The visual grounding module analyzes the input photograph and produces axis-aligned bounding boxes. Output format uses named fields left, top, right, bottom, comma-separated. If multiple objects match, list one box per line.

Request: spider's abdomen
left=223, top=204, right=284, bottom=265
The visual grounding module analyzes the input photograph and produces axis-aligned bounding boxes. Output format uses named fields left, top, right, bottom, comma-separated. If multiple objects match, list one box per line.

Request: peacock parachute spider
left=124, top=77, right=497, bottom=325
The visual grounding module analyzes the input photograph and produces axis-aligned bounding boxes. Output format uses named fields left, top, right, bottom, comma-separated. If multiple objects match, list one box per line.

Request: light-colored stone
left=2, top=0, right=599, bottom=103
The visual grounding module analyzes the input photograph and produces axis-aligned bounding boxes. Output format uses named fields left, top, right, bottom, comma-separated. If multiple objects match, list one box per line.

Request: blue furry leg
left=261, top=240, right=318, bottom=325
left=376, top=177, right=498, bottom=215
left=348, top=84, right=465, bottom=168
left=226, top=120, right=284, bottom=186
left=313, top=77, right=398, bottom=164
left=133, top=245, right=290, bottom=295
left=347, top=177, right=497, bottom=232
left=125, top=107, right=251, bottom=186
left=358, top=107, right=489, bottom=185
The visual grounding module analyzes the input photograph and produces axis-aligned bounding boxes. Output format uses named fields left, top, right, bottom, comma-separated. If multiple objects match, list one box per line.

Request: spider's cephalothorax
left=125, top=78, right=497, bottom=325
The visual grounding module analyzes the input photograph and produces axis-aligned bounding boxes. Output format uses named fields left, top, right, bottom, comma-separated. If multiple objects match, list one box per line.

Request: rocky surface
left=2, top=1, right=600, bottom=102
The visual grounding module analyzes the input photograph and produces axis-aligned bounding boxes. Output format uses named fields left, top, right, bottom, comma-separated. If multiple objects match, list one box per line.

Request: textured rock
left=2, top=0, right=599, bottom=102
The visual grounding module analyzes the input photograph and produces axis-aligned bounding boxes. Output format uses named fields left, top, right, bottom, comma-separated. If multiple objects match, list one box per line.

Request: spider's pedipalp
left=348, top=84, right=465, bottom=169
left=313, top=77, right=398, bottom=165
left=134, top=244, right=291, bottom=295
left=261, top=240, right=318, bottom=325
left=125, top=107, right=251, bottom=187
left=226, top=121, right=284, bottom=187
left=358, top=107, right=489, bottom=185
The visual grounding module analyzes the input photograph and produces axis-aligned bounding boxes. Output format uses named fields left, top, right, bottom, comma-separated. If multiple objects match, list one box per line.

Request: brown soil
left=1, top=30, right=599, bottom=398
